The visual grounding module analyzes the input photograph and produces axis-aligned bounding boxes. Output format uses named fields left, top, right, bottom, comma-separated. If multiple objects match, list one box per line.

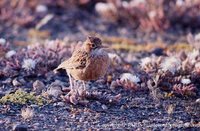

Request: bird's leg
left=67, top=71, right=74, bottom=91
left=82, top=81, right=86, bottom=91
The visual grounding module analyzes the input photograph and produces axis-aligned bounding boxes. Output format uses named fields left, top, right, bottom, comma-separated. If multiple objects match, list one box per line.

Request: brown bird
left=54, top=36, right=110, bottom=91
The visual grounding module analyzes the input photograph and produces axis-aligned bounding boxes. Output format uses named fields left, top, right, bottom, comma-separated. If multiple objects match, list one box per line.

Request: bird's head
left=83, top=36, right=107, bottom=52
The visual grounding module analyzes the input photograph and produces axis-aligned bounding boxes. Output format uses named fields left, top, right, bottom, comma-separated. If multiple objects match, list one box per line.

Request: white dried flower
left=36, top=4, right=48, bottom=13
left=122, top=1, right=129, bottom=8
left=108, top=53, right=122, bottom=65
left=181, top=78, right=191, bottom=85
left=27, top=42, right=40, bottom=50
left=46, top=40, right=56, bottom=49
left=130, top=0, right=146, bottom=7
left=188, top=49, right=199, bottom=59
left=5, top=50, right=16, bottom=58
left=120, top=73, right=140, bottom=84
left=0, top=38, right=6, bottom=45
left=176, top=0, right=184, bottom=6
left=195, top=62, right=200, bottom=69
left=95, top=2, right=116, bottom=15
left=196, top=98, right=200, bottom=103
left=160, top=57, right=181, bottom=74
left=194, top=33, right=200, bottom=42
left=140, top=57, right=152, bottom=68
left=21, top=108, right=34, bottom=120
left=187, top=49, right=199, bottom=64
left=148, top=11, right=156, bottom=18
left=22, top=59, right=36, bottom=71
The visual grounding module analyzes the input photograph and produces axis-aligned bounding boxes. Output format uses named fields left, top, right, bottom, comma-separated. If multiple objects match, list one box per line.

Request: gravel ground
left=0, top=76, right=200, bottom=130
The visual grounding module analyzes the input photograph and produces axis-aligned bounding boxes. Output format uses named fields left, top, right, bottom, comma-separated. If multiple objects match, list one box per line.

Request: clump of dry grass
left=166, top=104, right=175, bottom=116
left=173, top=84, right=197, bottom=97
left=116, top=73, right=140, bottom=91
left=102, top=33, right=200, bottom=99
left=0, top=0, right=80, bottom=27
left=1, top=0, right=200, bottom=34
left=95, top=0, right=200, bottom=32
left=137, top=36, right=200, bottom=98
left=0, top=39, right=70, bottom=77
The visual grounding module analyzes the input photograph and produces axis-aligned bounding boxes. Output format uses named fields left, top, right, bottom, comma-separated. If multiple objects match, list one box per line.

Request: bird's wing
left=54, top=50, right=89, bottom=71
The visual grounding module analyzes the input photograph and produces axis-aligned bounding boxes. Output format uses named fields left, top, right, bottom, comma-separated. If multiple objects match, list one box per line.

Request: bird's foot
left=61, top=87, right=87, bottom=105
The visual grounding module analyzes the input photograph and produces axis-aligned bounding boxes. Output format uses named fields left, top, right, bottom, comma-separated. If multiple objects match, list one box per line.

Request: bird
left=54, top=36, right=110, bottom=91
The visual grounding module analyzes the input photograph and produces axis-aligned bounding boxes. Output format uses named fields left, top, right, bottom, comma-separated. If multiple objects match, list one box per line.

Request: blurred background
left=1, top=0, right=200, bottom=44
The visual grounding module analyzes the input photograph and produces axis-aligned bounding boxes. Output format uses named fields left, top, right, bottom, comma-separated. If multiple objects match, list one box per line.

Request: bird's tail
left=53, top=61, right=68, bottom=73
left=53, top=65, right=63, bottom=74
left=53, top=68, right=59, bottom=74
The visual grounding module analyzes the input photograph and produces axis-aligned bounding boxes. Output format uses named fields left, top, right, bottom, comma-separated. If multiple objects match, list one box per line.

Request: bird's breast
left=69, top=50, right=110, bottom=81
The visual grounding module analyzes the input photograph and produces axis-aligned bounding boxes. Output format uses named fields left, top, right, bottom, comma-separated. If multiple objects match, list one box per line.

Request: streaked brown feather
left=55, top=49, right=89, bottom=70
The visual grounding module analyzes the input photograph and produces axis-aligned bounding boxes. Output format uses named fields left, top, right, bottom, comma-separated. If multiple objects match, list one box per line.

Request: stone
left=101, top=104, right=108, bottom=110
left=184, top=122, right=190, bottom=127
left=36, top=4, right=48, bottom=13
left=18, top=78, right=26, bottom=85
left=53, top=102, right=65, bottom=107
left=2, top=78, right=12, bottom=84
left=47, top=81, right=63, bottom=98
left=12, top=78, right=22, bottom=87
left=33, top=123, right=40, bottom=130
left=57, top=102, right=65, bottom=106
left=33, top=80, right=45, bottom=94
left=195, top=98, right=200, bottom=103
left=142, top=120, right=149, bottom=124
left=13, top=124, right=28, bottom=131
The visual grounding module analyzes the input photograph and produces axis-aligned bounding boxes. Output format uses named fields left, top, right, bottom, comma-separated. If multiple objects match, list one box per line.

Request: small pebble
left=53, top=102, right=65, bottom=107
left=179, top=120, right=184, bottom=124
left=33, top=80, right=45, bottom=94
left=13, top=123, right=28, bottom=131
left=4, top=118, right=11, bottom=124
left=0, top=38, right=6, bottom=45
left=96, top=101, right=101, bottom=105
left=57, top=102, right=65, bottom=106
left=195, top=98, right=200, bottom=103
left=30, top=104, right=39, bottom=108
left=79, top=117, right=84, bottom=123
left=101, top=104, right=108, bottom=110
left=71, top=114, right=76, bottom=119
left=33, top=123, right=40, bottom=130
left=142, top=120, right=149, bottom=124
left=36, top=4, right=48, bottom=13
left=12, top=78, right=22, bottom=87
left=47, top=82, right=63, bottom=98
left=120, top=105, right=126, bottom=110
left=18, top=78, right=26, bottom=85
left=2, top=78, right=12, bottom=84
left=91, top=86, right=98, bottom=90
left=110, top=81, right=118, bottom=91
left=54, top=118, right=58, bottom=123
left=33, top=122, right=40, bottom=126
left=184, top=122, right=190, bottom=127
left=53, top=103, right=57, bottom=106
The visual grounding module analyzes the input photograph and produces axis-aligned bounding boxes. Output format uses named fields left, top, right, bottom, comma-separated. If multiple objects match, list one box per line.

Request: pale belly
left=68, top=53, right=110, bottom=81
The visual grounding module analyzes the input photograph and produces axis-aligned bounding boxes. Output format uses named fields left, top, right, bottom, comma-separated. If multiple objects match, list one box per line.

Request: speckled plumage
left=54, top=36, right=110, bottom=81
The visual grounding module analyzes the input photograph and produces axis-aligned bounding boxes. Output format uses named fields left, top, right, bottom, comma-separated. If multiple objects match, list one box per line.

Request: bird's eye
left=91, top=44, right=95, bottom=48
